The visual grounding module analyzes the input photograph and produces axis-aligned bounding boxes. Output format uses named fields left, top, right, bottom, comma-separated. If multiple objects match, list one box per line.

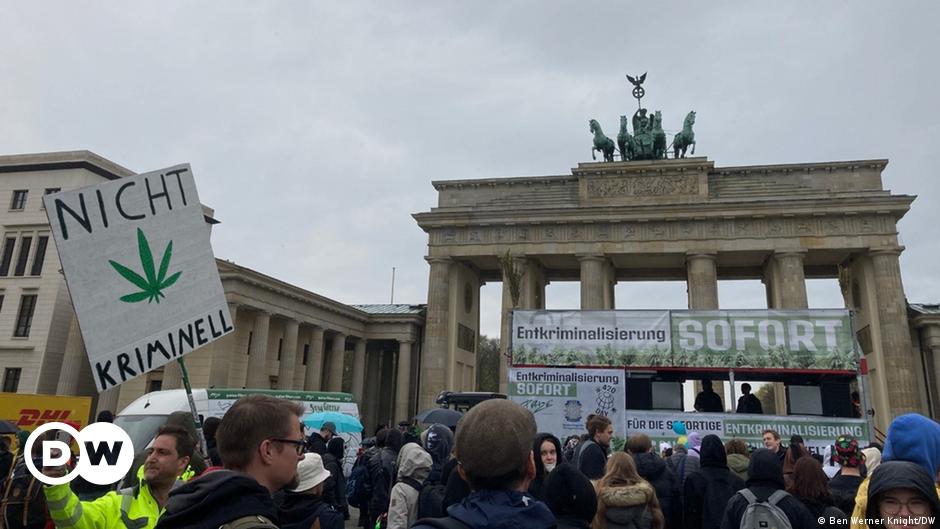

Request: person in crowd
left=412, top=399, right=555, bottom=529
left=96, top=410, right=114, bottom=423
left=694, top=380, right=723, bottom=413
left=687, top=432, right=703, bottom=458
left=762, top=429, right=786, bottom=463
left=120, top=411, right=206, bottom=490
left=325, top=437, right=349, bottom=519
left=543, top=463, right=597, bottom=529
left=684, top=434, right=746, bottom=529
left=353, top=435, right=379, bottom=528
left=861, top=446, right=882, bottom=477
left=202, top=416, right=223, bottom=467
left=666, top=441, right=700, bottom=488
left=367, top=428, right=403, bottom=528
left=306, top=428, right=328, bottom=455
left=735, top=383, right=763, bottom=414
left=563, top=435, right=582, bottom=464
left=155, top=395, right=306, bottom=529
left=787, top=457, right=847, bottom=529
left=45, top=424, right=193, bottom=529
left=573, top=415, right=613, bottom=480
left=724, top=439, right=750, bottom=482
left=594, top=452, right=664, bottom=529
left=720, top=448, right=817, bottom=529
left=321, top=422, right=337, bottom=445
left=279, top=453, right=343, bottom=529
left=865, top=461, right=940, bottom=529
left=387, top=443, right=432, bottom=529
left=851, top=414, right=940, bottom=529
left=529, top=433, right=562, bottom=501
left=783, top=435, right=808, bottom=489
left=627, top=434, right=681, bottom=529
left=0, top=436, right=12, bottom=484
left=424, top=423, right=454, bottom=486
left=829, top=435, right=866, bottom=516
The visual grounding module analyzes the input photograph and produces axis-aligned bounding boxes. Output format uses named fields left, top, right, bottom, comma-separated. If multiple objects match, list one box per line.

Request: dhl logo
left=16, top=409, right=80, bottom=429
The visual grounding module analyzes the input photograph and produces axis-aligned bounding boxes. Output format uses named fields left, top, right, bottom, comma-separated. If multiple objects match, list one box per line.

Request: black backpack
left=346, top=457, right=372, bottom=509
left=400, top=477, right=447, bottom=520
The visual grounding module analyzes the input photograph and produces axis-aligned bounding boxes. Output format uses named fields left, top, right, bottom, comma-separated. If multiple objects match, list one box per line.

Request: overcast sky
left=4, top=2, right=939, bottom=339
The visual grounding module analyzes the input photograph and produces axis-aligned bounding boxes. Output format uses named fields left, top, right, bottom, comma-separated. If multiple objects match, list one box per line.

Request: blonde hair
left=593, top=453, right=664, bottom=529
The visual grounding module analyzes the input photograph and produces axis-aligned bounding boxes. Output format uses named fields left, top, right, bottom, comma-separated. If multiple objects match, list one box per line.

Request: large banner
left=508, top=367, right=626, bottom=441
left=624, top=410, right=869, bottom=455
left=512, top=309, right=857, bottom=372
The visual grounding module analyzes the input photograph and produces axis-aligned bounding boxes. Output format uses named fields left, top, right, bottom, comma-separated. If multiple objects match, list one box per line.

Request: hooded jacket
left=279, top=491, right=343, bottom=529
left=726, top=453, right=749, bottom=482
left=413, top=489, right=555, bottom=529
left=719, top=449, right=817, bottom=529
left=666, top=450, right=699, bottom=487
left=423, top=424, right=455, bottom=486
left=154, top=470, right=278, bottom=529
left=367, top=430, right=403, bottom=519
left=596, top=481, right=658, bottom=529
left=684, top=435, right=746, bottom=529
left=386, top=444, right=433, bottom=529
left=529, top=433, right=562, bottom=501
left=864, top=461, right=940, bottom=529
left=851, top=414, right=940, bottom=529
left=633, top=452, right=681, bottom=529
left=543, top=463, right=597, bottom=529
left=322, top=437, right=348, bottom=516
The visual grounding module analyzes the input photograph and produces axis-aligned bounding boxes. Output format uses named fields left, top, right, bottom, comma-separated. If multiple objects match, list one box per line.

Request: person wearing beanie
left=628, top=434, right=681, bottom=529
left=279, top=453, right=343, bottom=529
left=829, top=435, right=865, bottom=516
left=864, top=461, right=940, bottom=529
left=543, top=463, right=597, bottom=529
left=720, top=448, right=817, bottom=529
left=529, top=433, right=563, bottom=501
left=413, top=399, right=555, bottom=529
left=851, top=414, right=940, bottom=529
left=684, top=435, right=745, bottom=529
left=687, top=432, right=703, bottom=458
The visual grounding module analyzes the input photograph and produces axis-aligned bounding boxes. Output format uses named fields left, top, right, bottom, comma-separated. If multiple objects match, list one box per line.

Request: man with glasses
left=155, top=395, right=306, bottom=529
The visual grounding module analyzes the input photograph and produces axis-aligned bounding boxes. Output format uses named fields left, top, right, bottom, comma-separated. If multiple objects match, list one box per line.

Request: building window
left=3, top=368, right=21, bottom=392
left=246, top=332, right=253, bottom=354
left=14, top=294, right=37, bottom=337
left=10, top=190, right=27, bottom=211
left=41, top=188, right=61, bottom=210
left=0, top=238, right=14, bottom=276
left=277, top=338, right=283, bottom=360
left=147, top=378, right=163, bottom=393
left=30, top=236, right=48, bottom=276
left=13, top=237, right=32, bottom=277
left=303, top=344, right=310, bottom=366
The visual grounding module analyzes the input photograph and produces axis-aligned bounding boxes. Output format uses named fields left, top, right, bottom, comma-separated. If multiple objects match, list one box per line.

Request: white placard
left=44, top=164, right=231, bottom=392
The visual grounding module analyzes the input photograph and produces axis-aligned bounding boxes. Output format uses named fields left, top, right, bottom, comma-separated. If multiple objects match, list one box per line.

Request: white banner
left=624, top=410, right=869, bottom=455
left=45, top=165, right=231, bottom=391
left=509, top=367, right=626, bottom=441
left=511, top=310, right=671, bottom=366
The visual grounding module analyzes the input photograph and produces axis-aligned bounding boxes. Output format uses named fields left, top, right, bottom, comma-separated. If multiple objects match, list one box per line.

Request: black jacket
left=529, top=433, right=562, bottom=501
left=719, top=449, right=817, bottom=529
left=633, top=452, right=682, bottom=529
left=155, top=470, right=279, bottom=529
left=684, top=435, right=746, bottom=529
left=827, top=474, right=864, bottom=517
left=413, top=489, right=555, bottom=529
left=735, top=393, right=763, bottom=414
left=367, top=446, right=398, bottom=516
left=575, top=439, right=608, bottom=480
left=279, top=491, right=344, bottom=529
left=864, top=461, right=940, bottom=529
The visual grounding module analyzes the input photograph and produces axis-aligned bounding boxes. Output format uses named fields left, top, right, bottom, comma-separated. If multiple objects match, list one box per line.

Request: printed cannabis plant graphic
left=109, top=228, right=182, bottom=304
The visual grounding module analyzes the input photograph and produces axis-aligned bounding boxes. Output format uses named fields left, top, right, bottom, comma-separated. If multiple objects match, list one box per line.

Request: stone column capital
left=869, top=246, right=905, bottom=257
left=686, top=252, right=718, bottom=263
left=576, top=253, right=607, bottom=263
left=253, top=309, right=272, bottom=318
left=425, top=256, right=453, bottom=265
left=774, top=249, right=808, bottom=259
left=397, top=339, right=415, bottom=345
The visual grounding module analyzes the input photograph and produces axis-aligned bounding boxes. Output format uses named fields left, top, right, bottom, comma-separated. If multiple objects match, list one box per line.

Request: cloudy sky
left=4, top=2, right=939, bottom=339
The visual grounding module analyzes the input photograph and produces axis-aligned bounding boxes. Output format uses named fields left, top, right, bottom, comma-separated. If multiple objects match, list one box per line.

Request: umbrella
left=0, top=420, right=19, bottom=434
left=415, top=408, right=463, bottom=428
left=302, top=411, right=363, bottom=433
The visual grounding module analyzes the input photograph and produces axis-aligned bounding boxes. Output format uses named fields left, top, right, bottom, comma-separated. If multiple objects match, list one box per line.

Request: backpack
left=571, top=439, right=596, bottom=470
left=413, top=517, right=471, bottom=529
left=416, top=483, right=447, bottom=519
left=0, top=459, right=47, bottom=529
left=346, top=457, right=372, bottom=508
left=738, top=489, right=793, bottom=529
left=219, top=515, right=279, bottom=529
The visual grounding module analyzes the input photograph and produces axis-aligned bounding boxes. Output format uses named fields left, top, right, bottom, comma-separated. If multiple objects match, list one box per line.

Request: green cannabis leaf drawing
left=109, top=228, right=182, bottom=304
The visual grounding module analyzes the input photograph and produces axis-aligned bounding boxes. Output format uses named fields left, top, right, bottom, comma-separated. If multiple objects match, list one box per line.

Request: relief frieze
left=586, top=174, right=699, bottom=199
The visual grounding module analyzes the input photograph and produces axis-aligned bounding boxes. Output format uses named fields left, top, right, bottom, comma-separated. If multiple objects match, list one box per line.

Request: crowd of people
left=1, top=397, right=938, bottom=529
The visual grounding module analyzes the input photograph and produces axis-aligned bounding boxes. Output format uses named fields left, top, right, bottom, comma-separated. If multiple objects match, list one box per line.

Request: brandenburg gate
left=413, top=157, right=933, bottom=432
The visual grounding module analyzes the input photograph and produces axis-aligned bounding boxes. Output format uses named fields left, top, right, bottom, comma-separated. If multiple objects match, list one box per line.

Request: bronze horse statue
left=673, top=110, right=696, bottom=158
left=617, top=115, right=637, bottom=161
left=652, top=111, right=667, bottom=159
left=589, top=119, right=615, bottom=162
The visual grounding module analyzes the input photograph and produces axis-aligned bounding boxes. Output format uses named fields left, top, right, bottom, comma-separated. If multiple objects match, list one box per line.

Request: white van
left=116, top=388, right=362, bottom=474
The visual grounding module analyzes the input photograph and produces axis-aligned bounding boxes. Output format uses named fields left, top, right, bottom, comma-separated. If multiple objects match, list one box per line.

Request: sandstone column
left=304, top=326, right=325, bottom=391
left=277, top=319, right=300, bottom=390
left=420, top=257, right=452, bottom=409
left=208, top=302, right=239, bottom=388
left=395, top=340, right=414, bottom=423
left=774, top=251, right=808, bottom=308
left=870, top=247, right=924, bottom=413
left=364, top=348, right=382, bottom=431
left=325, top=333, right=347, bottom=392
left=920, top=325, right=940, bottom=416
left=578, top=254, right=608, bottom=309
left=96, top=387, right=120, bottom=416
left=292, top=326, right=308, bottom=389
left=56, top=312, right=85, bottom=395
left=162, top=360, right=182, bottom=389
left=246, top=311, right=271, bottom=388
left=351, top=338, right=367, bottom=399
left=686, top=253, right=719, bottom=309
